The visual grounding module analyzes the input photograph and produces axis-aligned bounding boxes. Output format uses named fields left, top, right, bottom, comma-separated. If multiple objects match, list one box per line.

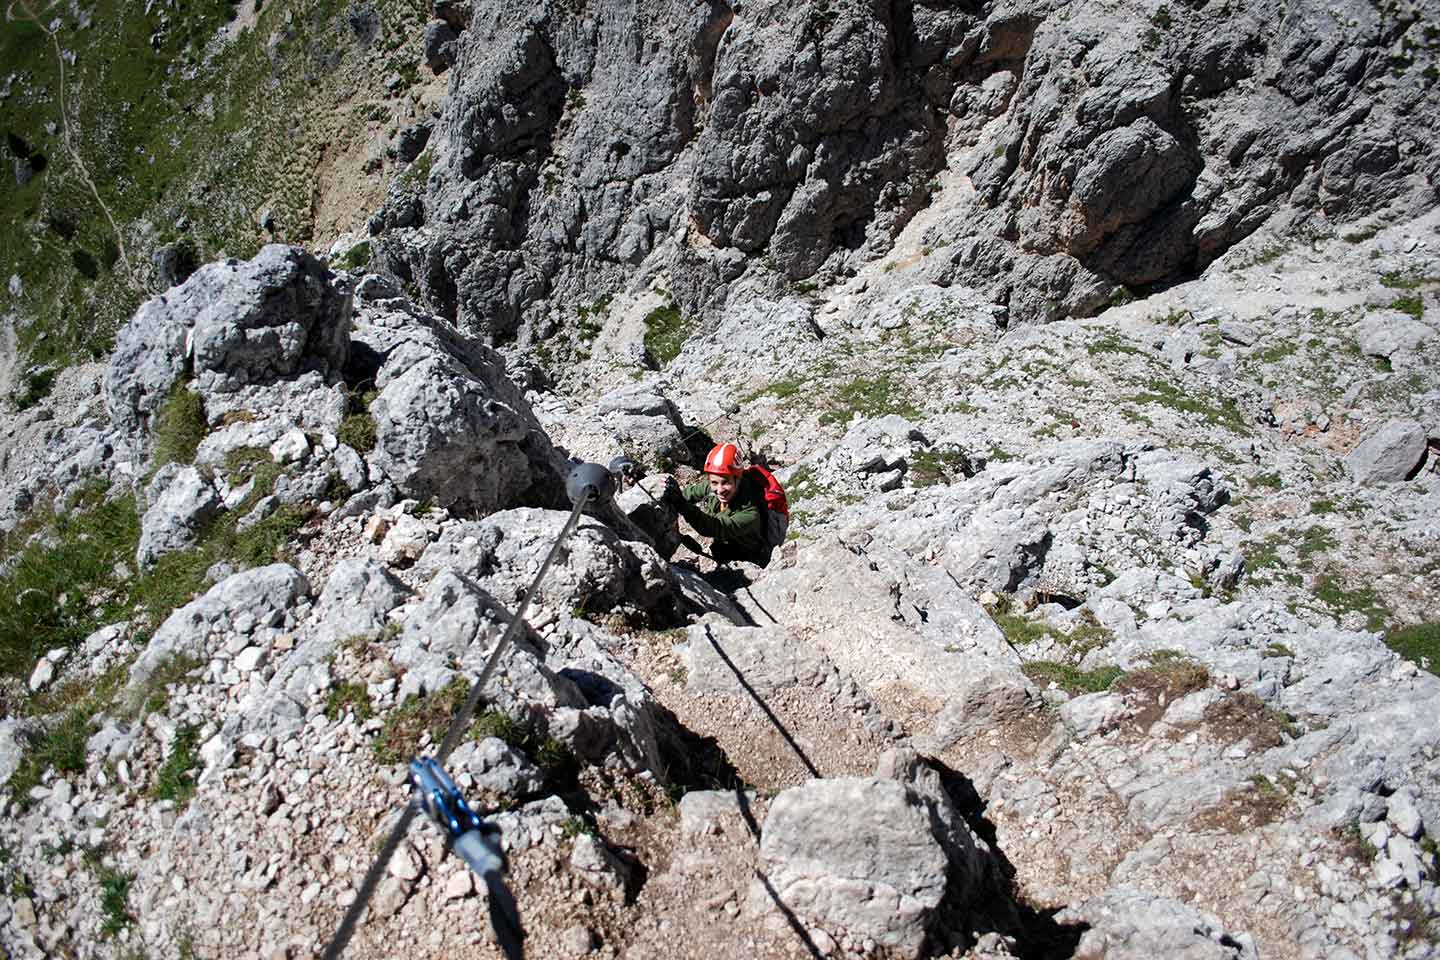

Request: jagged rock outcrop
left=372, top=0, right=1440, bottom=343
left=105, top=245, right=351, bottom=435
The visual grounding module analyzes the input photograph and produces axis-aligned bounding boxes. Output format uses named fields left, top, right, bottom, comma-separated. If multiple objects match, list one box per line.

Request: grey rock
left=594, top=383, right=690, bottom=471
left=1059, top=692, right=1127, bottom=739
left=152, top=241, right=197, bottom=290
left=678, top=789, right=760, bottom=838
left=124, top=564, right=312, bottom=705
left=679, top=623, right=843, bottom=699
left=1386, top=791, right=1424, bottom=840
left=415, top=509, right=740, bottom=622
left=1346, top=419, right=1427, bottom=483
left=454, top=737, right=545, bottom=797
left=137, top=464, right=222, bottom=566
left=423, top=20, right=458, bottom=73
left=357, top=305, right=566, bottom=514
left=395, top=121, right=432, bottom=164
left=749, top=776, right=972, bottom=958
left=568, top=834, right=630, bottom=902
left=1058, top=887, right=1259, bottom=959
left=0, top=719, right=26, bottom=789
left=1356, top=310, right=1435, bottom=360
left=105, top=245, right=350, bottom=436
left=933, top=673, right=1039, bottom=747
left=316, top=558, right=411, bottom=641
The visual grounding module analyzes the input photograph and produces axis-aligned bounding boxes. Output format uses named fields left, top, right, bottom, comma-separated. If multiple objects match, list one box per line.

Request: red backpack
left=745, top=465, right=790, bottom=547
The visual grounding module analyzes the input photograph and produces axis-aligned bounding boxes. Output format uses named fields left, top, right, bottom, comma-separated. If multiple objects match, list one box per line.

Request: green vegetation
left=3, top=0, right=430, bottom=372
left=1312, top=574, right=1390, bottom=631
left=337, top=412, right=378, bottom=454
left=1386, top=622, right=1439, bottom=675
left=1381, top=270, right=1425, bottom=290
left=150, top=724, right=201, bottom=804
left=1390, top=294, right=1425, bottom=319
left=1129, top=377, right=1248, bottom=434
left=909, top=447, right=975, bottom=487
left=0, top=482, right=139, bottom=681
left=149, top=384, right=209, bottom=472
left=818, top=375, right=919, bottom=426
left=642, top=302, right=694, bottom=365
left=374, top=680, right=471, bottom=764
left=1251, top=472, right=1284, bottom=490
left=471, top=710, right=575, bottom=782
left=98, top=866, right=135, bottom=937
left=13, top=368, right=57, bottom=411
left=6, top=707, right=93, bottom=806
left=1085, top=332, right=1143, bottom=357
left=325, top=681, right=375, bottom=722
left=1022, top=661, right=1123, bottom=694
left=332, top=240, right=371, bottom=272
left=1116, top=649, right=1209, bottom=698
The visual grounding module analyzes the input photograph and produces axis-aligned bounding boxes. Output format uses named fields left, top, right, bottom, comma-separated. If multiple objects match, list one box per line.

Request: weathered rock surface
left=1346, top=419, right=1427, bottom=483
left=105, top=245, right=351, bottom=435
left=748, top=762, right=987, bottom=958
left=136, top=464, right=222, bottom=569
left=1058, top=888, right=1260, bottom=960
left=354, top=302, right=568, bottom=514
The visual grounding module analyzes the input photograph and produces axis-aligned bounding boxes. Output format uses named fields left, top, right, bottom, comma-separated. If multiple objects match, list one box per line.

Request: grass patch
left=1389, top=294, right=1425, bottom=319
left=1312, top=573, right=1390, bottom=631
left=98, top=866, right=135, bottom=937
left=1380, top=270, right=1424, bottom=290
left=1204, top=691, right=1298, bottom=748
left=332, top=240, right=371, bottom=271
left=149, top=384, right=208, bottom=471
left=1022, top=661, right=1123, bottom=694
left=0, top=483, right=139, bottom=682
left=374, top=678, right=469, bottom=764
left=1386, top=622, right=1439, bottom=675
left=818, top=375, right=919, bottom=426
left=1251, top=472, right=1284, bottom=490
left=909, top=446, right=975, bottom=487
left=325, top=681, right=375, bottom=722
left=642, top=302, right=694, bottom=365
left=1115, top=649, right=1209, bottom=701
left=336, top=412, right=378, bottom=454
left=6, top=707, right=94, bottom=807
left=1130, top=377, right=1248, bottom=434
left=150, top=723, right=202, bottom=804
left=1085, top=331, right=1143, bottom=357
left=12, top=367, right=57, bottom=411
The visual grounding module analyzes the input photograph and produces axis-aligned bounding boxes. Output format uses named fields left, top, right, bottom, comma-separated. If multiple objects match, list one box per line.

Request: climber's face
left=707, top=471, right=738, bottom=505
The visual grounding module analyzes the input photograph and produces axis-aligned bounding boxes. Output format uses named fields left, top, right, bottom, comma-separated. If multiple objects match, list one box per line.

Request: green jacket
left=678, top=473, right=773, bottom=566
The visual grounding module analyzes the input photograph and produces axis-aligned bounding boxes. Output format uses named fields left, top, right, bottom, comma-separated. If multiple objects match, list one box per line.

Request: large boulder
left=1346, top=419, right=1427, bottom=484
left=413, top=508, right=744, bottom=623
left=356, top=305, right=567, bottom=514
left=748, top=754, right=990, bottom=958
left=124, top=564, right=313, bottom=706
left=105, top=245, right=351, bottom=435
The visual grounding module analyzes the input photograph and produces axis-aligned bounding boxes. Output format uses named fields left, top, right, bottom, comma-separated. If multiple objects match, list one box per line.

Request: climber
left=660, top=441, right=785, bottom=568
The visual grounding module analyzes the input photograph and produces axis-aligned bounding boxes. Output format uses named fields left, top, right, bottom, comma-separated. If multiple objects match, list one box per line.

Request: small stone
left=234, top=646, right=268, bottom=673
left=270, top=429, right=311, bottom=465
left=1386, top=793, right=1424, bottom=839
left=444, top=869, right=473, bottom=900
left=560, top=924, right=595, bottom=956
left=389, top=847, right=421, bottom=882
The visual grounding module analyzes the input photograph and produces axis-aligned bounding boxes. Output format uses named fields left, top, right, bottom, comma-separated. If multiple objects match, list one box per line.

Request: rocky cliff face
left=373, top=0, right=1440, bottom=344
left=2, top=2, right=1440, bottom=960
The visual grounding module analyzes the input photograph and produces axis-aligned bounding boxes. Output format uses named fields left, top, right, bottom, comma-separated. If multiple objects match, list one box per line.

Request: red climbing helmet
left=703, top=442, right=744, bottom=477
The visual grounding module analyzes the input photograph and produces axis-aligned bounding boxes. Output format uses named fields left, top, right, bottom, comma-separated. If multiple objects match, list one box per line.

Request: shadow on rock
left=930, top=758, right=1088, bottom=960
